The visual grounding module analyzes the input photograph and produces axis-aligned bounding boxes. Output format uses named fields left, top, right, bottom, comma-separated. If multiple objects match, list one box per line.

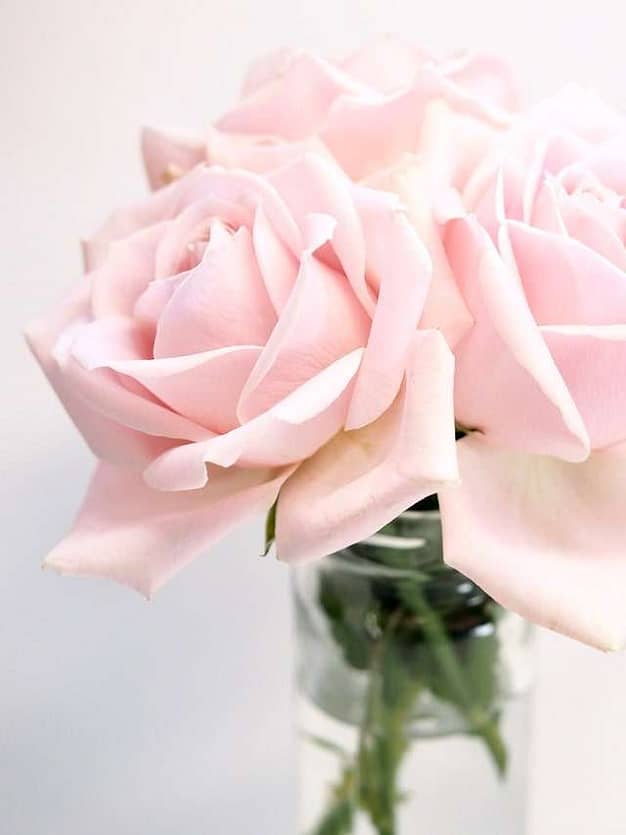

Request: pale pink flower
left=438, top=86, right=626, bottom=649
left=27, top=154, right=458, bottom=594
left=141, top=35, right=519, bottom=188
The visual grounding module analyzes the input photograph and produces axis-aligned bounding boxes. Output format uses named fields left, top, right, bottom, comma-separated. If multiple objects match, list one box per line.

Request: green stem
left=307, top=572, right=508, bottom=834
left=356, top=614, right=415, bottom=835
left=399, top=581, right=507, bottom=775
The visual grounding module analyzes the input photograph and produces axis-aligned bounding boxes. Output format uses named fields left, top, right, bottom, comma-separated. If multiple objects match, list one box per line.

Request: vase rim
left=324, top=549, right=429, bottom=579
left=322, top=506, right=450, bottom=580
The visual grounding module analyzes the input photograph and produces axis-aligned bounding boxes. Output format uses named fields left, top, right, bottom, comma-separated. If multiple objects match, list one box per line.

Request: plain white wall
left=3, top=1, right=626, bottom=833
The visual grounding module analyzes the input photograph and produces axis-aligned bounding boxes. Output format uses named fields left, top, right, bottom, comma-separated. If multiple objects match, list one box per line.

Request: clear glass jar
left=291, top=503, right=533, bottom=835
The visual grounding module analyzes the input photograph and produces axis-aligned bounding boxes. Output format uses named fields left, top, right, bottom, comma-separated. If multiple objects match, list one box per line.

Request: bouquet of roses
left=26, top=35, right=626, bottom=835
left=28, top=37, right=626, bottom=652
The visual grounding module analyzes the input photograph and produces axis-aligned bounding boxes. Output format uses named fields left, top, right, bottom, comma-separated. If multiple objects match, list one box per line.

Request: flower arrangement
left=27, top=35, right=626, bottom=657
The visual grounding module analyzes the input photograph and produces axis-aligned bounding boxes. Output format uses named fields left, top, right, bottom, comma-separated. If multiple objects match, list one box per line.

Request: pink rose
left=438, top=86, right=626, bottom=649
left=142, top=35, right=519, bottom=188
left=27, top=154, right=458, bottom=594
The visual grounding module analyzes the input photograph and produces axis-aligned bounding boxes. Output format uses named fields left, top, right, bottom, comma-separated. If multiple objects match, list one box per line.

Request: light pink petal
left=540, top=133, right=591, bottom=178
left=141, top=126, right=206, bottom=190
left=83, top=166, right=209, bottom=270
left=89, top=222, right=168, bottom=318
left=276, top=330, right=459, bottom=563
left=182, top=167, right=302, bottom=255
left=218, top=51, right=364, bottom=140
left=527, top=84, right=626, bottom=144
left=573, top=135, right=626, bottom=194
left=415, top=96, right=505, bottom=194
left=85, top=166, right=301, bottom=271
left=507, top=221, right=626, bottom=325
left=321, top=84, right=431, bottom=181
left=542, top=325, right=626, bottom=449
left=323, top=68, right=510, bottom=181
left=206, top=125, right=331, bottom=173
left=443, top=50, right=522, bottom=112
left=154, top=227, right=276, bottom=358
left=237, top=251, right=369, bottom=422
left=446, top=216, right=589, bottom=461
left=556, top=196, right=626, bottom=271
left=268, top=154, right=368, bottom=306
left=44, top=462, right=294, bottom=596
left=60, top=317, right=211, bottom=442
left=25, top=285, right=174, bottom=468
left=346, top=187, right=432, bottom=428
left=144, top=348, right=364, bottom=490
left=367, top=160, right=473, bottom=348
left=240, top=47, right=300, bottom=97
left=252, top=205, right=299, bottom=313
left=133, top=273, right=187, bottom=324
left=440, top=435, right=626, bottom=650
left=152, top=202, right=247, bottom=280
left=339, top=35, right=429, bottom=92
left=104, top=345, right=262, bottom=435
left=529, top=179, right=567, bottom=234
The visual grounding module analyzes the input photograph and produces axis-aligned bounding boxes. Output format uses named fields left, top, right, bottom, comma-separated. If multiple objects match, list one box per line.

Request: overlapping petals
left=276, top=330, right=458, bottom=562
left=440, top=87, right=626, bottom=648
left=141, top=35, right=519, bottom=188
left=32, top=41, right=626, bottom=654
left=440, top=437, right=626, bottom=650
left=45, top=462, right=295, bottom=597
left=28, top=149, right=458, bottom=591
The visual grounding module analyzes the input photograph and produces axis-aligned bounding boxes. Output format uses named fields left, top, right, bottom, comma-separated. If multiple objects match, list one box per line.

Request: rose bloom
left=26, top=154, right=459, bottom=594
left=427, top=85, right=626, bottom=650
left=141, top=35, right=519, bottom=187
left=142, top=36, right=520, bottom=361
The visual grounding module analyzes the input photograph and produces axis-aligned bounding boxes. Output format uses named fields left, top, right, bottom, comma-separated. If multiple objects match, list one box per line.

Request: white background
left=3, top=1, right=626, bottom=832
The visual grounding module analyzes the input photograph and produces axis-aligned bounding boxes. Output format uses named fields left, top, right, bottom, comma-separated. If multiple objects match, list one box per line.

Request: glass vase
left=291, top=501, right=534, bottom=835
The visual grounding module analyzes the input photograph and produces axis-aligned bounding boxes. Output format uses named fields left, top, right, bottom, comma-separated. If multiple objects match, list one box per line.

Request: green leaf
left=263, top=502, right=277, bottom=556
left=306, top=734, right=351, bottom=762
left=308, top=797, right=354, bottom=835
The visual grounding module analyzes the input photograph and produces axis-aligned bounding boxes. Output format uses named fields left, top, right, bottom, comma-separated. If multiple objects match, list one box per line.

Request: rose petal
left=85, top=166, right=301, bottom=271
left=268, top=154, right=368, bottom=307
left=321, top=84, right=431, bottom=181
left=322, top=67, right=510, bottom=181
left=103, top=345, right=262, bottom=435
left=252, top=205, right=299, bottom=313
left=144, top=348, right=364, bottom=490
left=239, top=47, right=299, bottom=97
left=206, top=126, right=330, bottom=174
left=346, top=187, right=432, bottom=428
left=25, top=285, right=174, bottom=467
left=276, top=330, right=458, bottom=563
left=236, top=250, right=369, bottom=422
left=152, top=202, right=247, bottom=280
left=444, top=50, right=521, bottom=112
left=446, top=216, right=589, bottom=461
left=44, top=462, right=294, bottom=596
left=89, top=222, right=168, bottom=317
left=61, top=317, right=212, bottom=442
left=141, top=126, right=206, bottom=190
left=339, top=35, right=429, bottom=93
left=440, top=434, right=626, bottom=650
left=83, top=166, right=209, bottom=270
left=542, top=324, right=626, bottom=449
left=561, top=195, right=626, bottom=270
left=573, top=135, right=626, bottom=194
left=507, top=220, right=626, bottom=325
left=527, top=84, right=626, bottom=144
left=133, top=273, right=187, bottom=324
left=217, top=50, right=365, bottom=140
left=367, top=159, right=473, bottom=348
left=154, top=226, right=276, bottom=358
